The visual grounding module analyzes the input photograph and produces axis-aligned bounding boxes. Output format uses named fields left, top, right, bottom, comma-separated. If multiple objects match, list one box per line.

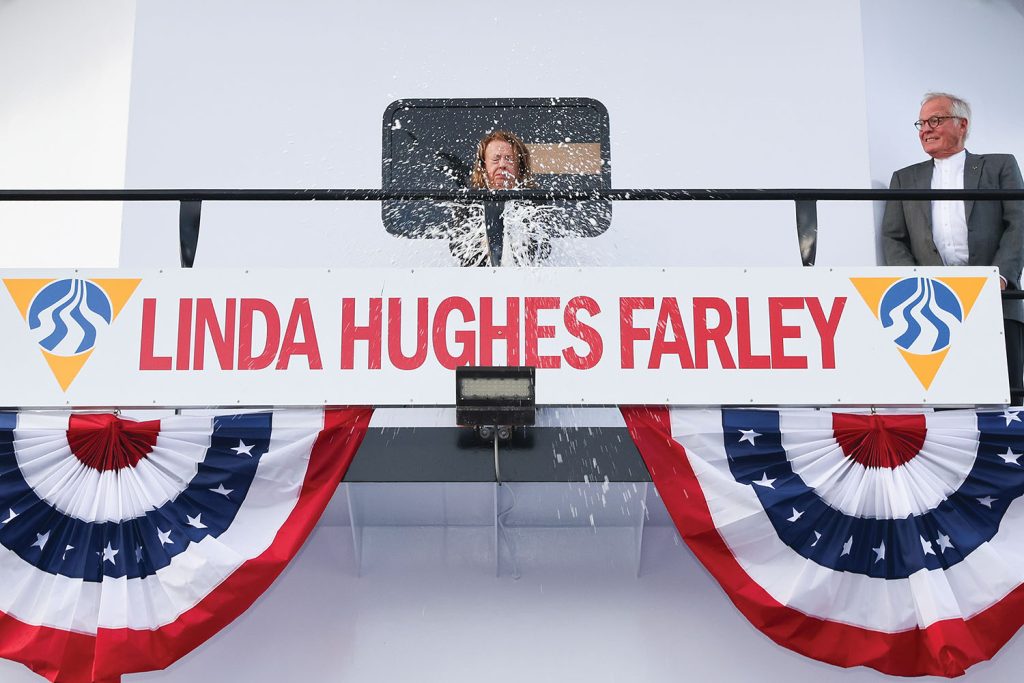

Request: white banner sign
left=0, top=267, right=1008, bottom=407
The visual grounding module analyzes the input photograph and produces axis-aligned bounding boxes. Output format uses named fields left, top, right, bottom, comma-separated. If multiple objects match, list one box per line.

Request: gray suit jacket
left=881, top=152, right=1024, bottom=322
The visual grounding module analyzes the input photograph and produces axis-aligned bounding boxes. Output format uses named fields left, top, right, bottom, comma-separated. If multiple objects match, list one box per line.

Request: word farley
left=138, top=295, right=846, bottom=372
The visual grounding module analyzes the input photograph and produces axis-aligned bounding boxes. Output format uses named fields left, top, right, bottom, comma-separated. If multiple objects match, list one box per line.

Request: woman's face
left=483, top=140, right=520, bottom=189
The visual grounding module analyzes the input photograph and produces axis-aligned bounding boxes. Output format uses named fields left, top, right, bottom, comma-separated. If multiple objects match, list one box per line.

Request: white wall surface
left=0, top=0, right=134, bottom=267
left=118, top=0, right=876, bottom=269
left=862, top=0, right=1024, bottom=185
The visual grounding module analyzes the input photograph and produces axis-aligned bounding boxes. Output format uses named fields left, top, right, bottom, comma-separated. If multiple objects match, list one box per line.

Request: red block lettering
left=175, top=299, right=193, bottom=371
left=564, top=296, right=603, bottom=370
left=693, top=298, right=735, bottom=369
left=649, top=298, right=694, bottom=369
left=387, top=297, right=429, bottom=371
left=735, top=298, right=770, bottom=369
left=433, top=297, right=476, bottom=369
left=139, top=298, right=171, bottom=371
left=278, top=299, right=322, bottom=370
left=807, top=297, right=846, bottom=369
left=479, top=297, right=521, bottom=366
left=341, top=298, right=382, bottom=370
left=193, top=298, right=236, bottom=371
left=619, top=297, right=654, bottom=369
left=238, top=299, right=280, bottom=371
left=767, top=297, right=807, bottom=369
left=525, top=297, right=561, bottom=369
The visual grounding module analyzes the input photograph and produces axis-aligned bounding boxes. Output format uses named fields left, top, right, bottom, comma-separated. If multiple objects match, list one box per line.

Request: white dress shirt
left=930, top=150, right=969, bottom=266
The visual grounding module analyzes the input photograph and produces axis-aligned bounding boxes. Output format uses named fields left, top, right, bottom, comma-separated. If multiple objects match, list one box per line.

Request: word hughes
left=137, top=295, right=846, bottom=372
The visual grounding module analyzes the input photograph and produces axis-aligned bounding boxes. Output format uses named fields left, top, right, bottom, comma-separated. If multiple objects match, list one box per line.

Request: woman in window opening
left=449, top=130, right=552, bottom=266
left=470, top=130, right=535, bottom=190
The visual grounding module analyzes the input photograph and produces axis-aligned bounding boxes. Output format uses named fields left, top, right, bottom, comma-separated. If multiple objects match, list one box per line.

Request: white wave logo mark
left=28, top=279, right=113, bottom=356
left=879, top=278, right=963, bottom=354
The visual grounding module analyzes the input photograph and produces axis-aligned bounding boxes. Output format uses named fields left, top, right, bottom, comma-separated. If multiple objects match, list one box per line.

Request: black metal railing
left=2, top=187, right=1022, bottom=268
left=4, top=188, right=1022, bottom=200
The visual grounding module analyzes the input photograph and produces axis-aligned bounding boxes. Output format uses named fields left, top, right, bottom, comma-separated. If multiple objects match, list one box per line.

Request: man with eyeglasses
left=882, top=92, right=1024, bottom=398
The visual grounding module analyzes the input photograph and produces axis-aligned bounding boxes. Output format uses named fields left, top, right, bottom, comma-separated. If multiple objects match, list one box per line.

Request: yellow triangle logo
left=41, top=349, right=93, bottom=391
left=936, top=276, right=987, bottom=317
left=897, top=347, right=949, bottom=390
left=3, top=278, right=142, bottom=392
left=90, top=278, right=141, bottom=318
left=3, top=278, right=55, bottom=320
left=849, top=277, right=901, bottom=319
left=850, top=275, right=988, bottom=391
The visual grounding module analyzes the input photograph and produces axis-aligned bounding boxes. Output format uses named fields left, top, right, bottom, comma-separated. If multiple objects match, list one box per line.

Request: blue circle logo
left=879, top=278, right=963, bottom=354
left=27, top=279, right=113, bottom=356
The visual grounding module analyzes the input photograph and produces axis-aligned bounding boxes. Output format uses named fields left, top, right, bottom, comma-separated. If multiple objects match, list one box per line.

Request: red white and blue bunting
left=6, top=404, right=1024, bottom=680
left=0, top=408, right=372, bottom=683
left=622, top=406, right=1024, bottom=677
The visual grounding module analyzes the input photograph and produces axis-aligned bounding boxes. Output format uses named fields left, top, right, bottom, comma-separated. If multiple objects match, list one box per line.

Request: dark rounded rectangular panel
left=381, top=97, right=612, bottom=240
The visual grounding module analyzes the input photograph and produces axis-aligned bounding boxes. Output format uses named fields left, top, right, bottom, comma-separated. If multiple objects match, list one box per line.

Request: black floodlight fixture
left=455, top=366, right=536, bottom=431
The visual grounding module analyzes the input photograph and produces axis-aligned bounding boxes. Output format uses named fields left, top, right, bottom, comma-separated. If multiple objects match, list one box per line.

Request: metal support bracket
left=178, top=200, right=202, bottom=268
left=483, top=200, right=504, bottom=266
left=794, top=199, right=817, bottom=267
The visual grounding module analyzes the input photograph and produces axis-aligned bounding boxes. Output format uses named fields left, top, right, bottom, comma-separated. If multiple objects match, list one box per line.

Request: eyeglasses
left=914, top=115, right=959, bottom=131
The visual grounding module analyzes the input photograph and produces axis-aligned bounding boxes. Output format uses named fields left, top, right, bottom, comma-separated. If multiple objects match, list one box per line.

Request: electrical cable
left=493, top=432, right=521, bottom=579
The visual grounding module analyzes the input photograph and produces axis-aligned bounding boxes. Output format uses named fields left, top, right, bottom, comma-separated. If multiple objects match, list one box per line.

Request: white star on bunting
left=157, top=528, right=173, bottom=546
left=210, top=483, right=233, bottom=497
left=231, top=440, right=255, bottom=457
left=62, top=545, right=74, bottom=561
left=841, top=536, right=853, bottom=556
left=102, top=543, right=119, bottom=564
left=753, top=472, right=776, bottom=489
left=811, top=531, right=822, bottom=547
left=873, top=541, right=886, bottom=563
left=787, top=508, right=804, bottom=522
left=2, top=508, right=16, bottom=524
left=936, top=533, right=954, bottom=553
left=31, top=531, right=49, bottom=551
left=920, top=536, right=936, bottom=556
left=186, top=513, right=208, bottom=530
left=978, top=496, right=997, bottom=508
left=738, top=429, right=762, bottom=446
left=1002, top=409, right=1022, bottom=426
left=997, top=447, right=1022, bottom=465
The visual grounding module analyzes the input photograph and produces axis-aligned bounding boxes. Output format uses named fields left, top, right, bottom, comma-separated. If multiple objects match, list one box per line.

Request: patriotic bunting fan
left=0, top=408, right=371, bottom=683
left=622, top=406, right=1024, bottom=677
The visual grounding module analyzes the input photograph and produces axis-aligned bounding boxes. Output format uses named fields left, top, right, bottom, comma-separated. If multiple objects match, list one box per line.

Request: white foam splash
left=441, top=200, right=574, bottom=267
left=500, top=200, right=559, bottom=266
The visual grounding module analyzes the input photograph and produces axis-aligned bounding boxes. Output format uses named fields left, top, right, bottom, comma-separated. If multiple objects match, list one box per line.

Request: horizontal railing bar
left=1, top=188, right=1024, bottom=202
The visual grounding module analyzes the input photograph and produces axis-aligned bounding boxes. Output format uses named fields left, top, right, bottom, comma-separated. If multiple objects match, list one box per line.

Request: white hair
left=922, top=92, right=971, bottom=140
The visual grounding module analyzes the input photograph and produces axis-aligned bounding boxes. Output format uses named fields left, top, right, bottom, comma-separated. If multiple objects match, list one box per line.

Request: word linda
left=137, top=295, right=847, bottom=372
